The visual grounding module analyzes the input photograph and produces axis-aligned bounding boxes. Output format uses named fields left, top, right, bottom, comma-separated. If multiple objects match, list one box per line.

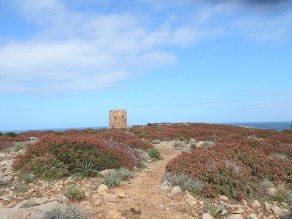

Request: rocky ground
left=0, top=140, right=291, bottom=219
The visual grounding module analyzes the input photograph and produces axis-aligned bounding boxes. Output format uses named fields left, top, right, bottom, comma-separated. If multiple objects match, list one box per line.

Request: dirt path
left=102, top=143, right=196, bottom=219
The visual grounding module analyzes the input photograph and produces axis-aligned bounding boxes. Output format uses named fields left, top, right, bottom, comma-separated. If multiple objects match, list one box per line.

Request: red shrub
left=166, top=137, right=292, bottom=199
left=14, top=130, right=151, bottom=179
left=0, top=141, right=12, bottom=150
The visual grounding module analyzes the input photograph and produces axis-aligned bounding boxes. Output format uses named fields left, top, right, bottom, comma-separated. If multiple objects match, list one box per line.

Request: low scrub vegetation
left=65, top=185, right=84, bottom=201
left=20, top=200, right=40, bottom=208
left=42, top=205, right=86, bottom=219
left=72, top=160, right=99, bottom=178
left=149, top=148, right=160, bottom=159
left=104, top=168, right=134, bottom=187
left=164, top=172, right=203, bottom=195
left=204, top=203, right=225, bottom=218
left=5, top=132, right=17, bottom=137
left=166, top=137, right=292, bottom=200
left=130, top=124, right=292, bottom=200
left=13, top=131, right=152, bottom=180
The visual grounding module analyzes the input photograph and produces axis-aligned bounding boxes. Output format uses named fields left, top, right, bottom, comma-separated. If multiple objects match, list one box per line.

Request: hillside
left=0, top=123, right=291, bottom=219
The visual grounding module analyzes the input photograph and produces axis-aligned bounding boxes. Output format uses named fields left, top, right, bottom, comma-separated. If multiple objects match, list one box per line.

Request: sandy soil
left=101, top=143, right=197, bottom=219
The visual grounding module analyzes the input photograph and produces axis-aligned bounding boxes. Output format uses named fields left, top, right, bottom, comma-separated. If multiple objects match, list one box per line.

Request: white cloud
left=1, top=0, right=292, bottom=93
left=0, top=0, right=182, bottom=93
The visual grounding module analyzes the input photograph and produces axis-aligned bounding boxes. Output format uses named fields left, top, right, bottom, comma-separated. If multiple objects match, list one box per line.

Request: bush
left=72, top=160, right=99, bottom=178
left=42, top=205, right=86, bottom=219
left=20, top=200, right=40, bottom=208
left=204, top=203, right=225, bottom=218
left=104, top=172, right=121, bottom=188
left=271, top=185, right=292, bottom=204
left=166, top=138, right=292, bottom=200
left=65, top=185, right=84, bottom=201
left=15, top=183, right=29, bottom=193
left=13, top=133, right=147, bottom=179
left=0, top=178, right=10, bottom=186
left=151, top=139, right=162, bottom=144
left=5, top=132, right=17, bottom=137
left=149, top=148, right=160, bottom=159
left=164, top=172, right=203, bottom=194
left=104, top=168, right=133, bottom=188
left=0, top=132, right=3, bottom=136
left=24, top=173, right=34, bottom=183
left=0, top=141, right=12, bottom=151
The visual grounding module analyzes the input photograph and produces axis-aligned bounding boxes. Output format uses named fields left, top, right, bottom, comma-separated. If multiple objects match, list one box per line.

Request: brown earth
left=100, top=143, right=198, bottom=219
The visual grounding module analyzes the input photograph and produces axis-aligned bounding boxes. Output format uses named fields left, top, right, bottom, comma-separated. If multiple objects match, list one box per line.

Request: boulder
left=264, top=202, right=272, bottom=213
left=201, top=213, right=214, bottom=219
left=219, top=195, right=228, bottom=201
left=185, top=193, right=197, bottom=205
left=247, top=213, right=259, bottom=219
left=161, top=181, right=170, bottom=190
left=252, top=200, right=261, bottom=208
left=118, top=193, right=126, bottom=198
left=266, top=187, right=276, bottom=196
left=271, top=205, right=289, bottom=217
left=97, top=184, right=108, bottom=193
left=171, top=186, right=182, bottom=194
left=227, top=214, right=243, bottom=219
left=104, top=193, right=118, bottom=203
left=94, top=199, right=102, bottom=206
left=106, top=210, right=123, bottom=219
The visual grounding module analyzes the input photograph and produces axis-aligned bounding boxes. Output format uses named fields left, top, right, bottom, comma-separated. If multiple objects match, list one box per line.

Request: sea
left=2, top=122, right=292, bottom=133
left=225, top=121, right=292, bottom=131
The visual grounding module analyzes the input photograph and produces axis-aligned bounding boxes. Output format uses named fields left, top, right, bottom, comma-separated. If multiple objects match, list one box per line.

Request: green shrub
left=0, top=132, right=3, bottom=136
left=104, top=172, right=121, bottom=188
left=149, top=148, right=160, bottom=159
left=42, top=205, right=86, bottom=219
left=173, top=142, right=188, bottom=150
left=113, top=168, right=134, bottom=180
left=151, top=139, right=162, bottom=144
left=65, top=185, right=84, bottom=201
left=272, top=185, right=292, bottom=204
left=5, top=132, right=17, bottom=137
left=175, top=137, right=187, bottom=142
left=204, top=203, right=225, bottom=218
left=0, top=178, right=10, bottom=186
left=72, top=160, right=99, bottom=178
left=20, top=200, right=40, bottom=208
left=164, top=172, right=203, bottom=194
left=15, top=183, right=29, bottom=193
left=24, top=173, right=34, bottom=184
left=137, top=132, right=145, bottom=138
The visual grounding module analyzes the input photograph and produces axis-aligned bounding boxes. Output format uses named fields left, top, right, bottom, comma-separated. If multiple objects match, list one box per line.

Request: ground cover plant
left=130, top=123, right=292, bottom=144
left=65, top=185, right=85, bottom=201
left=104, top=168, right=134, bottom=187
left=13, top=130, right=152, bottom=180
left=150, top=124, right=292, bottom=200
left=42, top=205, right=86, bottom=219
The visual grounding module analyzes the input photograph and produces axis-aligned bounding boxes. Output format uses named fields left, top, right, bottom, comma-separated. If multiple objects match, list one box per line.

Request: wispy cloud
left=0, top=0, right=292, bottom=93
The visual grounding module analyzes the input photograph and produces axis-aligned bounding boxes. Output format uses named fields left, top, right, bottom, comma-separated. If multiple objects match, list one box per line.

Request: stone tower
left=109, top=110, right=127, bottom=129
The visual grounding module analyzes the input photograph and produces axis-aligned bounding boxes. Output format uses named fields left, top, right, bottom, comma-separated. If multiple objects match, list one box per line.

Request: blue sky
left=0, top=0, right=292, bottom=131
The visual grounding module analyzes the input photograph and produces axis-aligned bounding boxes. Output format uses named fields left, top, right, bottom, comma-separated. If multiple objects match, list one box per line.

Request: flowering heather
left=166, top=137, right=292, bottom=199
left=130, top=123, right=292, bottom=144
left=13, top=131, right=152, bottom=179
